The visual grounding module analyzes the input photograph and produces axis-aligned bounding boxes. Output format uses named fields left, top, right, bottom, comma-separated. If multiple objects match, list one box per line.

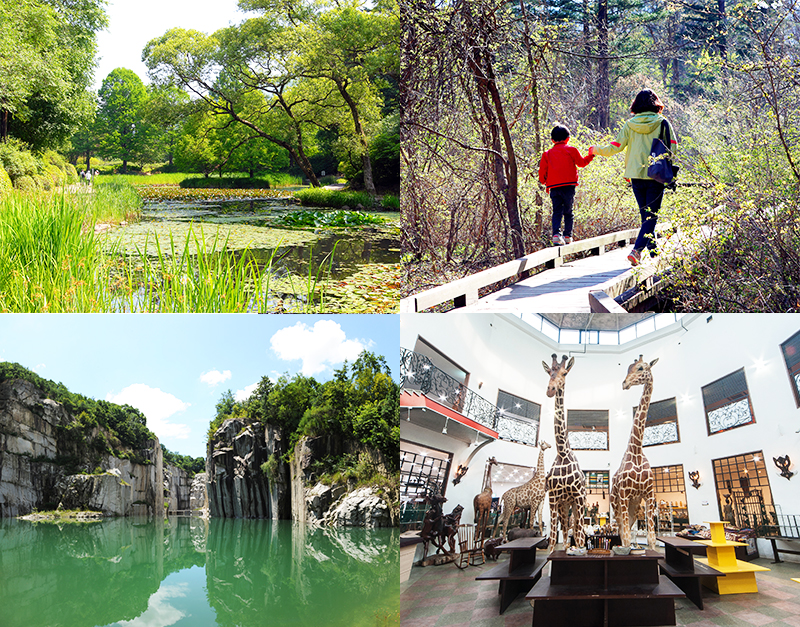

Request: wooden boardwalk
left=463, top=245, right=641, bottom=312
left=400, top=225, right=680, bottom=313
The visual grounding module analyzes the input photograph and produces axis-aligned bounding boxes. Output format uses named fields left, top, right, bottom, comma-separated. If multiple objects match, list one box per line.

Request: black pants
left=550, top=185, right=575, bottom=237
left=631, top=179, right=665, bottom=252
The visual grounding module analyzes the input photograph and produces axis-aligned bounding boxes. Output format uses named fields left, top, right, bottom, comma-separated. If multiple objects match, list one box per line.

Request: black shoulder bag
left=647, top=120, right=679, bottom=188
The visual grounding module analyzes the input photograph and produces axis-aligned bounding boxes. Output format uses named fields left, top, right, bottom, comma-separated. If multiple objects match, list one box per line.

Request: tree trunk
left=595, top=0, right=610, bottom=130
left=717, top=0, right=727, bottom=59
left=0, top=110, right=7, bottom=142
left=462, top=3, right=525, bottom=259
left=337, top=80, right=377, bottom=196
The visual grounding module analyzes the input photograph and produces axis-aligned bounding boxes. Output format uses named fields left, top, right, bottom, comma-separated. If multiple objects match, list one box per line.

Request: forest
left=401, top=0, right=800, bottom=311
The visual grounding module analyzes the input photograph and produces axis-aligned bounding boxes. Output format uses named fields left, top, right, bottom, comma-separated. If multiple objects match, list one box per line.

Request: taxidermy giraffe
left=610, top=355, right=659, bottom=549
left=473, top=456, right=498, bottom=543
left=528, top=440, right=551, bottom=532
left=543, top=354, right=586, bottom=552
left=496, top=441, right=551, bottom=540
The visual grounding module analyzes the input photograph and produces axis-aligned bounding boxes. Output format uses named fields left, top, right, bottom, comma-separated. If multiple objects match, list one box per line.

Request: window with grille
left=567, top=409, right=609, bottom=450
left=780, top=329, right=800, bottom=407
left=638, top=397, right=680, bottom=446
left=702, top=368, right=755, bottom=435
left=653, top=464, right=686, bottom=493
left=496, top=390, right=540, bottom=445
left=712, top=451, right=775, bottom=531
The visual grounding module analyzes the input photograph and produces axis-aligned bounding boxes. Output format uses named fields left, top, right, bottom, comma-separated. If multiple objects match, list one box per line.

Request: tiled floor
left=401, top=551, right=800, bottom=627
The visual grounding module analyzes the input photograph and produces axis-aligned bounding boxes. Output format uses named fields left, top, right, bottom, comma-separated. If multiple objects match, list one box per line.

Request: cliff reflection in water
left=0, top=517, right=399, bottom=627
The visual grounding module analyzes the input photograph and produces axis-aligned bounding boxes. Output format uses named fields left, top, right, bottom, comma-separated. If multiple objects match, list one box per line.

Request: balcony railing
left=400, top=347, right=538, bottom=446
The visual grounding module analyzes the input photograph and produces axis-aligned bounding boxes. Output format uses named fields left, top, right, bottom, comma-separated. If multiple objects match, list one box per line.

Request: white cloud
left=235, top=382, right=259, bottom=402
left=33, top=363, right=46, bottom=373
left=106, top=384, right=191, bottom=440
left=199, top=369, right=232, bottom=386
left=270, top=320, right=368, bottom=375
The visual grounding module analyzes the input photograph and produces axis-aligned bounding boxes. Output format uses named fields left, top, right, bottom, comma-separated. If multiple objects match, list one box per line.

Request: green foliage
left=294, top=188, right=376, bottom=209
left=0, top=361, right=155, bottom=452
left=278, top=209, right=386, bottom=228
left=0, top=166, right=12, bottom=197
left=179, top=177, right=271, bottom=189
left=0, top=139, right=40, bottom=182
left=261, top=454, right=279, bottom=480
left=161, top=444, right=205, bottom=475
left=97, top=68, right=151, bottom=170
left=14, top=176, right=37, bottom=192
left=381, top=195, right=399, bottom=211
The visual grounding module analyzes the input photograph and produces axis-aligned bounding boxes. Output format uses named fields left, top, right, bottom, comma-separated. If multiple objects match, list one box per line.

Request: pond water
left=124, top=197, right=401, bottom=280
left=0, top=517, right=399, bottom=627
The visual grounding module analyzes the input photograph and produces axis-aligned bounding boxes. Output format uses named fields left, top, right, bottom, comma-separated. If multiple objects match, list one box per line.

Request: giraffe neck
left=554, top=387, right=568, bottom=455
left=536, top=448, right=546, bottom=477
left=629, top=378, right=653, bottom=454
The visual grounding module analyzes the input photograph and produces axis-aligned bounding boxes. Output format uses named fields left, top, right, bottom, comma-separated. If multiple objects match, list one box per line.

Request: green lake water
left=0, top=517, right=399, bottom=627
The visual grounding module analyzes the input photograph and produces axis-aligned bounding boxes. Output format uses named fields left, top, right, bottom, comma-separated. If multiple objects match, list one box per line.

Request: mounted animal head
left=542, top=354, right=575, bottom=398
left=622, top=355, right=659, bottom=390
left=539, top=440, right=551, bottom=451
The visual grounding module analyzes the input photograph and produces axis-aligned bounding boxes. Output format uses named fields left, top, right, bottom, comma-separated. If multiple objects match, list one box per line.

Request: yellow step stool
left=695, top=521, right=769, bottom=594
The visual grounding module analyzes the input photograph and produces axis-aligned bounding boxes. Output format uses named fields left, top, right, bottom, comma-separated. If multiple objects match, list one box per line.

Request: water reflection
left=0, top=517, right=398, bottom=627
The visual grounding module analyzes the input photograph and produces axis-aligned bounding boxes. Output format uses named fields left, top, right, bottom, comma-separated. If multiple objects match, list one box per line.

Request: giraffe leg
left=646, top=491, right=657, bottom=549
left=628, top=497, right=642, bottom=546
left=559, top=501, right=570, bottom=548
left=547, top=493, right=559, bottom=551
left=573, top=493, right=586, bottom=548
left=619, top=492, right=630, bottom=547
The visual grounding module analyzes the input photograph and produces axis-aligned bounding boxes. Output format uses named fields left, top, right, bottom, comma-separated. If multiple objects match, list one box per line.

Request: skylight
left=517, top=313, right=686, bottom=346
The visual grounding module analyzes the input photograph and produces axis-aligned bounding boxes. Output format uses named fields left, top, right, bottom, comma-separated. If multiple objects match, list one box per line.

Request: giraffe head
left=542, top=353, right=574, bottom=397
left=487, top=456, right=498, bottom=467
left=622, top=354, right=659, bottom=390
left=539, top=440, right=551, bottom=452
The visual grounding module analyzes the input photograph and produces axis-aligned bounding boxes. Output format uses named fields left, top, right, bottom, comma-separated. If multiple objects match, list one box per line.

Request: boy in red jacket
left=538, top=125, right=594, bottom=245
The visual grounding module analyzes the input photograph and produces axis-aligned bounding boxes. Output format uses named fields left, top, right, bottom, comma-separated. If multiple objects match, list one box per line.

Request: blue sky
left=94, top=0, right=256, bottom=90
left=0, top=315, right=398, bottom=459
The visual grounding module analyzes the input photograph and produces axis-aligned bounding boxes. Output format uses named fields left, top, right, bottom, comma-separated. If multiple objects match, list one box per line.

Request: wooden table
left=475, top=536, right=548, bottom=614
left=526, top=549, right=684, bottom=627
left=657, top=535, right=724, bottom=609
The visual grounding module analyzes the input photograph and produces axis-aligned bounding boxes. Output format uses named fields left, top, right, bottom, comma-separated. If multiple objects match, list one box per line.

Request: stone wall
left=164, top=463, right=191, bottom=513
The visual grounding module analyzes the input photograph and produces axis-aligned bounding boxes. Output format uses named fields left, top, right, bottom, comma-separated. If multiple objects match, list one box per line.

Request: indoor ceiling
left=541, top=313, right=656, bottom=331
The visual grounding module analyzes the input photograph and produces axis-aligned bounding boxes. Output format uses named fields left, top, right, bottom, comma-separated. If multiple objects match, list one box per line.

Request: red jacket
left=538, top=141, right=594, bottom=190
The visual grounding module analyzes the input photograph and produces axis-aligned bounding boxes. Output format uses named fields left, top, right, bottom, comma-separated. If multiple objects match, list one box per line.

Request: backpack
left=647, top=120, right=679, bottom=186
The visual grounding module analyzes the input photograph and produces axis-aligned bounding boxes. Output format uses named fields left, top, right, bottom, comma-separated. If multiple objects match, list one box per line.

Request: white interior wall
left=401, top=314, right=800, bottom=556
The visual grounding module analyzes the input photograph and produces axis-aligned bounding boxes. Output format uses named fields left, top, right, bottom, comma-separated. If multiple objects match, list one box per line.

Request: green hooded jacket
left=595, top=112, right=677, bottom=180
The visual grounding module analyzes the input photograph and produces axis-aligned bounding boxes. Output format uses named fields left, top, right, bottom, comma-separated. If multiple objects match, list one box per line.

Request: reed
left=294, top=188, right=376, bottom=209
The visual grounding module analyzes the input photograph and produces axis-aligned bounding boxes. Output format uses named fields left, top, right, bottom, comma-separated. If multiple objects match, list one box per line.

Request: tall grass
left=113, top=226, right=277, bottom=313
left=0, top=186, right=341, bottom=312
left=107, top=173, right=204, bottom=186
left=0, top=194, right=111, bottom=312
left=265, top=172, right=303, bottom=187
left=295, top=188, right=376, bottom=208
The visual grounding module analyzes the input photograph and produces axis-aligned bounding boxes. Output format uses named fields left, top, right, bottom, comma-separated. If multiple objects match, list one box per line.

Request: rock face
left=0, top=378, right=174, bottom=517
left=190, top=472, right=207, bottom=513
left=56, top=471, right=132, bottom=515
left=164, top=464, right=191, bottom=513
left=291, top=435, right=395, bottom=528
left=206, top=419, right=291, bottom=519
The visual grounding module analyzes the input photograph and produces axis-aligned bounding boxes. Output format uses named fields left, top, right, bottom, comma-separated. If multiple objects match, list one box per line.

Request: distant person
left=539, top=124, right=594, bottom=246
left=590, top=89, right=677, bottom=266
left=85, top=170, right=92, bottom=186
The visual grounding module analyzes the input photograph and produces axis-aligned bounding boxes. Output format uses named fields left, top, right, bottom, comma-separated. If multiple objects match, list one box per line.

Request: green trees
left=207, top=351, right=399, bottom=467
left=142, top=0, right=398, bottom=191
left=96, top=69, right=151, bottom=172
left=0, top=0, right=106, bottom=149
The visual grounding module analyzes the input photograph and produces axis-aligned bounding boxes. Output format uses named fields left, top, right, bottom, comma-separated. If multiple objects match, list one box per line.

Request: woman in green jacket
left=590, top=89, right=677, bottom=266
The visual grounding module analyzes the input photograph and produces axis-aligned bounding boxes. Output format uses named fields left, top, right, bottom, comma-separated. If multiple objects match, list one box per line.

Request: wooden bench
left=475, top=536, right=548, bottom=614
left=658, top=535, right=725, bottom=609
left=766, top=536, right=800, bottom=564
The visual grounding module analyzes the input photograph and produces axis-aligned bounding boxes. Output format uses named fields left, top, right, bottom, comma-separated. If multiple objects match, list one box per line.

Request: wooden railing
left=401, top=224, right=672, bottom=313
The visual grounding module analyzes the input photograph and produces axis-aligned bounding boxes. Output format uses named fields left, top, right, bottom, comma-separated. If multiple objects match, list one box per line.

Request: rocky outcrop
left=291, top=435, right=396, bottom=528
left=207, top=419, right=270, bottom=518
left=325, top=487, right=392, bottom=527
left=55, top=470, right=132, bottom=515
left=190, top=472, right=207, bottom=513
left=0, top=378, right=166, bottom=517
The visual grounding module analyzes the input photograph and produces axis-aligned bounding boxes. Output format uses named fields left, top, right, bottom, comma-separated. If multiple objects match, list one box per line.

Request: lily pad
left=101, top=221, right=318, bottom=256
left=320, top=263, right=402, bottom=313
